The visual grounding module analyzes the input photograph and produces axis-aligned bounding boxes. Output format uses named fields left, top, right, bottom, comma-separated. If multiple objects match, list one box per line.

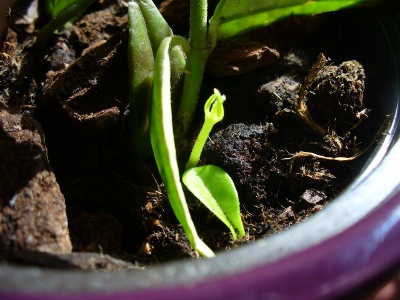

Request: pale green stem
left=186, top=90, right=225, bottom=170
left=174, top=0, right=213, bottom=146
left=189, top=0, right=208, bottom=48
left=175, top=51, right=210, bottom=141
left=185, top=117, right=213, bottom=170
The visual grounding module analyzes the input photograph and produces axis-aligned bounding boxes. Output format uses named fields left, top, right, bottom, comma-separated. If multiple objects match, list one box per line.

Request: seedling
left=37, top=0, right=379, bottom=257
left=130, top=0, right=378, bottom=257
left=183, top=89, right=245, bottom=241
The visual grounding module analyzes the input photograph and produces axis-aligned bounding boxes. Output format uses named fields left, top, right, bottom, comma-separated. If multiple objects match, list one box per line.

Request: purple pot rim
left=1, top=187, right=399, bottom=300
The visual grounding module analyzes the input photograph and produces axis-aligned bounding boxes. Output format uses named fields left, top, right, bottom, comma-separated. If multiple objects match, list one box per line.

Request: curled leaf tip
left=204, top=88, right=226, bottom=123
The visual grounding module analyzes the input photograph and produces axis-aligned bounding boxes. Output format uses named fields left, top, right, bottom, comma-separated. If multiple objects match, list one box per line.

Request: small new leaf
left=183, top=165, right=245, bottom=240
left=185, top=89, right=225, bottom=170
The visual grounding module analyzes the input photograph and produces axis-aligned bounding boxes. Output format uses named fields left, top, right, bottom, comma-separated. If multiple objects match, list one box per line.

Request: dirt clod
left=301, top=54, right=366, bottom=131
left=0, top=109, right=71, bottom=253
left=42, top=30, right=129, bottom=135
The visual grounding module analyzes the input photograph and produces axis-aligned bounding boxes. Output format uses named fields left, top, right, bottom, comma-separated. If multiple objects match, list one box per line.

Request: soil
left=0, top=0, right=391, bottom=269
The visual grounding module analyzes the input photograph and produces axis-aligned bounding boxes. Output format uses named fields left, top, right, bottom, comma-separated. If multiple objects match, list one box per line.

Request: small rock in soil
left=203, top=123, right=281, bottom=206
left=207, top=40, right=280, bottom=77
left=300, top=189, right=327, bottom=205
left=0, top=109, right=72, bottom=253
left=257, top=76, right=299, bottom=115
left=63, top=2, right=128, bottom=53
left=43, top=37, right=76, bottom=73
left=9, top=0, right=39, bottom=34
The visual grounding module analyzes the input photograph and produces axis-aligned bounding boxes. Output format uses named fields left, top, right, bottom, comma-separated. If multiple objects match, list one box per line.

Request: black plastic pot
left=1, top=1, right=399, bottom=299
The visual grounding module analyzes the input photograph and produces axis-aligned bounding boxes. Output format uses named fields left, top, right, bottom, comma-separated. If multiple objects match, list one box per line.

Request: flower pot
left=1, top=1, right=399, bottom=299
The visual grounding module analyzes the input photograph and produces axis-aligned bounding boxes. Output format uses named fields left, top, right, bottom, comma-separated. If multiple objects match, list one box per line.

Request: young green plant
left=183, top=90, right=245, bottom=240
left=130, top=0, right=380, bottom=256
left=131, top=0, right=248, bottom=257
left=37, top=0, right=381, bottom=257
left=149, top=33, right=215, bottom=257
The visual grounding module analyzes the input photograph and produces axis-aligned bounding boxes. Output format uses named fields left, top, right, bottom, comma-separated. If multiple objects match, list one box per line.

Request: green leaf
left=183, top=165, right=245, bottom=240
left=212, top=0, right=380, bottom=40
left=129, top=0, right=187, bottom=157
left=136, top=0, right=187, bottom=113
left=128, top=1, right=154, bottom=157
left=136, top=0, right=173, bottom=54
left=37, top=0, right=97, bottom=48
left=51, top=0, right=77, bottom=17
left=43, top=0, right=75, bottom=18
left=150, top=36, right=214, bottom=258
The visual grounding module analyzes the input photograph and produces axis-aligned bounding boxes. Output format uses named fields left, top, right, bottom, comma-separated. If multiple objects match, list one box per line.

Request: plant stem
left=174, top=0, right=213, bottom=147
left=175, top=51, right=209, bottom=141
left=185, top=89, right=225, bottom=170
left=186, top=119, right=213, bottom=170
left=189, top=0, right=208, bottom=49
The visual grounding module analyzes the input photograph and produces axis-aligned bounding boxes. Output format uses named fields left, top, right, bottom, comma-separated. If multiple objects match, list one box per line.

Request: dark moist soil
left=0, top=0, right=388, bottom=270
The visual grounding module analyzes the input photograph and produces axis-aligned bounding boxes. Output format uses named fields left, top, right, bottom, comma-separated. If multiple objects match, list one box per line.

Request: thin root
left=283, top=151, right=361, bottom=162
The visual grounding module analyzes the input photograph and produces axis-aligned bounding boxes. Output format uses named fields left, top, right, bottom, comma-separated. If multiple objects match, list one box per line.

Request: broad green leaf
left=212, top=0, right=380, bottom=40
left=150, top=36, right=214, bottom=258
left=183, top=165, right=245, bottom=240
